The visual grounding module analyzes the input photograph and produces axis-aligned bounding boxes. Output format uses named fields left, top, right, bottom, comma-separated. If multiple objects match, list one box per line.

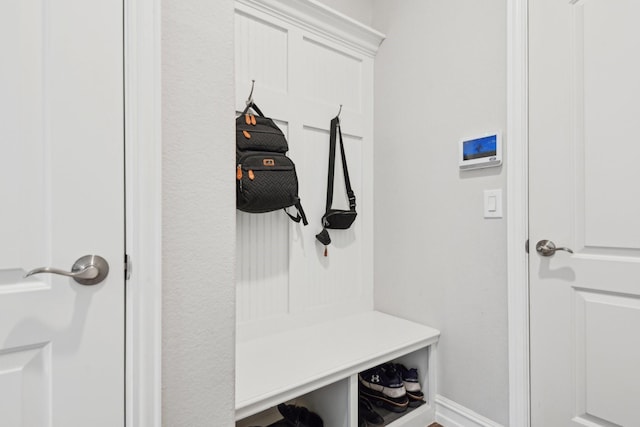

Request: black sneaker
left=274, top=403, right=323, bottom=427
left=358, top=363, right=409, bottom=412
left=396, top=364, right=425, bottom=407
left=358, top=395, right=384, bottom=425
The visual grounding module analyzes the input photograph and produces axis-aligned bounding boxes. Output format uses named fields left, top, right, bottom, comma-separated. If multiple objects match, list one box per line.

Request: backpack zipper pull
left=250, top=114, right=257, bottom=126
left=237, top=164, right=243, bottom=191
left=242, top=130, right=251, bottom=139
left=244, top=114, right=251, bottom=125
left=248, top=170, right=255, bottom=180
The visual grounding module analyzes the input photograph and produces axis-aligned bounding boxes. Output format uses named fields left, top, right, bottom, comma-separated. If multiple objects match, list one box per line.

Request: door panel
left=578, top=1, right=640, bottom=250
left=0, top=343, right=50, bottom=426
left=530, top=0, right=640, bottom=426
left=577, top=289, right=640, bottom=427
left=0, top=0, right=125, bottom=425
left=0, top=0, right=47, bottom=271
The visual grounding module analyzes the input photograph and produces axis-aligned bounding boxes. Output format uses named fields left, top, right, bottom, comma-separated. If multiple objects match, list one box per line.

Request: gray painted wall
left=372, top=0, right=509, bottom=424
left=162, top=0, right=236, bottom=425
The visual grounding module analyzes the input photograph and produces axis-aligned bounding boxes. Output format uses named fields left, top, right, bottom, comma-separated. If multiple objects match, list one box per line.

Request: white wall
left=162, top=0, right=236, bottom=425
left=372, top=1, right=509, bottom=425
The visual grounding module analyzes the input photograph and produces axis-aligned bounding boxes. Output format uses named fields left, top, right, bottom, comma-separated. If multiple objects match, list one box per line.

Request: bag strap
left=284, top=200, right=308, bottom=226
left=324, top=117, right=356, bottom=213
left=241, top=101, right=265, bottom=117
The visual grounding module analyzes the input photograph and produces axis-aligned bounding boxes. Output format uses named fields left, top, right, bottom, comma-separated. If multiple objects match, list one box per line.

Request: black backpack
left=236, top=102, right=308, bottom=225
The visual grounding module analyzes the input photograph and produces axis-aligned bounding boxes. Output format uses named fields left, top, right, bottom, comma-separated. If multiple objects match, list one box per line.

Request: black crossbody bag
left=315, top=116, right=357, bottom=254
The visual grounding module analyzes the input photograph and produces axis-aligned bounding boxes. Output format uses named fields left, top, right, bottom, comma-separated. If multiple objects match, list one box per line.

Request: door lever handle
left=24, top=255, right=110, bottom=286
left=535, top=240, right=573, bottom=257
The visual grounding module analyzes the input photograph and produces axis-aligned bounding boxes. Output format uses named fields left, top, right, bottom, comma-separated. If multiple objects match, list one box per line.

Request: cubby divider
left=235, top=311, right=439, bottom=426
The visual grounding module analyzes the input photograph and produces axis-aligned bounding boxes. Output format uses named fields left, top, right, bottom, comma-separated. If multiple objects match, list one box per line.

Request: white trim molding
left=506, top=0, right=530, bottom=426
left=124, top=0, right=162, bottom=425
left=235, top=0, right=385, bottom=57
left=435, top=395, right=504, bottom=427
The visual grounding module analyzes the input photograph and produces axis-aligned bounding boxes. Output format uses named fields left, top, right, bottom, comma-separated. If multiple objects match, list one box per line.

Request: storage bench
left=236, top=311, right=440, bottom=426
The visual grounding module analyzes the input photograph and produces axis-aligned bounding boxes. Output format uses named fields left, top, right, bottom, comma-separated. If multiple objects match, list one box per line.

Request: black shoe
left=276, top=403, right=323, bottom=427
left=359, top=363, right=408, bottom=412
left=359, top=395, right=384, bottom=425
left=396, top=364, right=425, bottom=407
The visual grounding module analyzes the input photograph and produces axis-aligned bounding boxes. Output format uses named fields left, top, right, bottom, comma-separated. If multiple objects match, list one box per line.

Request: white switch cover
left=484, top=189, right=503, bottom=218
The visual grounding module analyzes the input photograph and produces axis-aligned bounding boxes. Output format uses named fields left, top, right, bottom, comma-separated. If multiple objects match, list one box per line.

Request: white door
left=0, top=0, right=125, bottom=425
left=529, top=0, right=640, bottom=425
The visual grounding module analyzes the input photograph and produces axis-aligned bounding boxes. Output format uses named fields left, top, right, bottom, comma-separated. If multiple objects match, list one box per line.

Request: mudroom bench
left=233, top=1, right=437, bottom=425
left=235, top=311, right=440, bottom=426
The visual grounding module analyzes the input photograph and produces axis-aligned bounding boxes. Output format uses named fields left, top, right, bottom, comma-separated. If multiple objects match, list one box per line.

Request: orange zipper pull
left=242, top=130, right=251, bottom=139
left=248, top=170, right=255, bottom=180
left=236, top=165, right=242, bottom=180
left=250, top=114, right=257, bottom=126
left=244, top=114, right=251, bottom=125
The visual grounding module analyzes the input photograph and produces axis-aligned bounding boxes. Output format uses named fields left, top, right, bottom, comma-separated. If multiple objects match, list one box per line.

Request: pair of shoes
left=359, top=363, right=426, bottom=412
left=266, top=403, right=323, bottom=427
left=358, top=395, right=384, bottom=426
left=395, top=364, right=425, bottom=407
left=358, top=363, right=409, bottom=412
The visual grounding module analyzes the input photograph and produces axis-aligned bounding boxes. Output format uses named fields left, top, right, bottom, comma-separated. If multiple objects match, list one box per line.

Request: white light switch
left=487, top=196, right=497, bottom=212
left=484, top=189, right=503, bottom=218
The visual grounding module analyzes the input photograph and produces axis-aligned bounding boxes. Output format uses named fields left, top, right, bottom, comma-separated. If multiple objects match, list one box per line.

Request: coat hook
left=246, top=79, right=256, bottom=106
left=336, top=104, right=342, bottom=123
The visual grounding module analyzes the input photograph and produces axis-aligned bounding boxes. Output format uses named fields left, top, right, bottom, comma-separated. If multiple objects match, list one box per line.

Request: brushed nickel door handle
left=24, top=255, right=110, bottom=285
left=535, top=240, right=573, bottom=257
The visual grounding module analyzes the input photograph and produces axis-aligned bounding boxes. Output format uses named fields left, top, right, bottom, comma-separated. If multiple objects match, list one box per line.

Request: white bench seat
left=235, top=310, right=440, bottom=421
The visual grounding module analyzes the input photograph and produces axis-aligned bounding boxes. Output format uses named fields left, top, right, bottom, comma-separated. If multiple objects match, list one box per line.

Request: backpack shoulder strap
left=241, top=101, right=265, bottom=117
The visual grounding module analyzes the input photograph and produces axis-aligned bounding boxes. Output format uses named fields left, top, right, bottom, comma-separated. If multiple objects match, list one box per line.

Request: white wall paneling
left=235, top=0, right=381, bottom=341
left=234, top=5, right=443, bottom=427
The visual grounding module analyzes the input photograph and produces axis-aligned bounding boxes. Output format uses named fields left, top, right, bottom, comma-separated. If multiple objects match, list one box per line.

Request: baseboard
left=435, top=395, right=504, bottom=427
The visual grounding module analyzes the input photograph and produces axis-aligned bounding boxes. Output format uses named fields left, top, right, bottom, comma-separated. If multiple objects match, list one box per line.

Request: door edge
left=506, top=0, right=530, bottom=426
left=124, top=0, right=163, bottom=425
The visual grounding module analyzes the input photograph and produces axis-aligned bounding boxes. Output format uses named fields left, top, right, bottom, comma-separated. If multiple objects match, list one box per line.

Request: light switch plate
left=484, top=189, right=503, bottom=218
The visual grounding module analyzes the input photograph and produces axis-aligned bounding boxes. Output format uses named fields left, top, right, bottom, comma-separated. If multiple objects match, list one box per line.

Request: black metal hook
left=246, top=79, right=256, bottom=106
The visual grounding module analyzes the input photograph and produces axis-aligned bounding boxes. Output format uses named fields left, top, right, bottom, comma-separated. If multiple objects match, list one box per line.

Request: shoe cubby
left=236, top=379, right=349, bottom=427
left=358, top=347, right=434, bottom=426
left=235, top=311, right=439, bottom=426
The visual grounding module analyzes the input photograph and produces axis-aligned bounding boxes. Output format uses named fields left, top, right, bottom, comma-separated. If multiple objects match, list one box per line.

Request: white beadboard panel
left=289, top=126, right=365, bottom=312
left=235, top=0, right=377, bottom=340
left=235, top=11, right=289, bottom=104
left=301, top=36, right=363, bottom=114
left=236, top=210, right=290, bottom=325
left=236, top=122, right=291, bottom=325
